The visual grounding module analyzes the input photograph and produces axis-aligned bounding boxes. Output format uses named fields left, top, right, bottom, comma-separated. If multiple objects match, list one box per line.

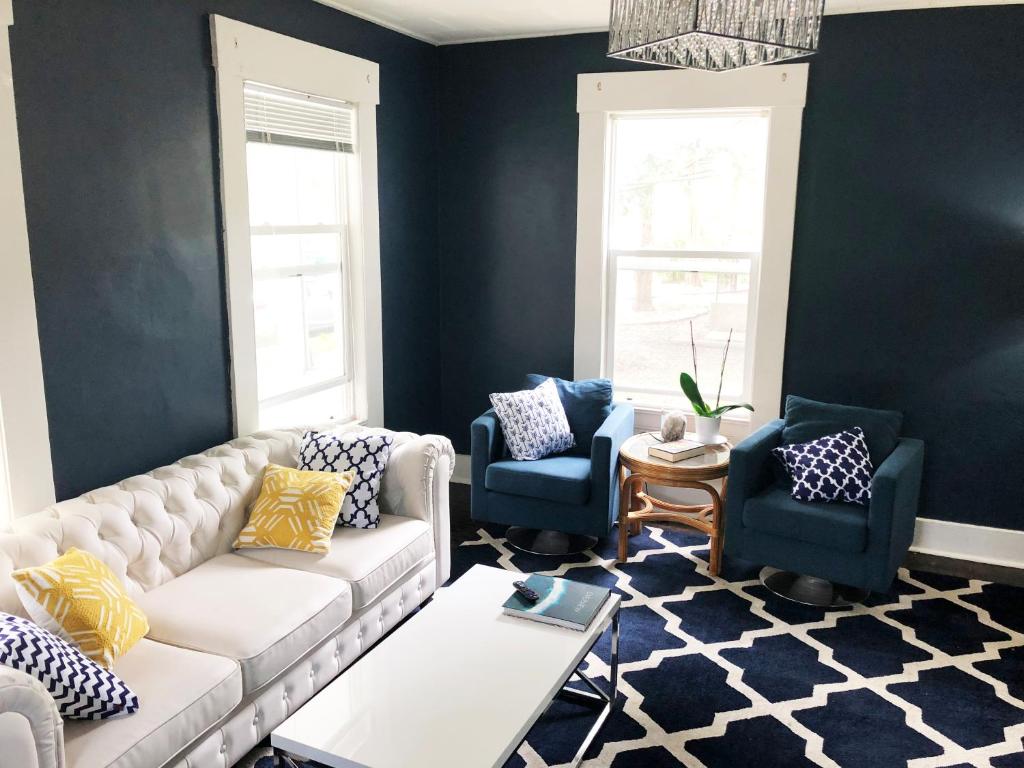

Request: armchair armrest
left=378, top=433, right=455, bottom=586
left=591, top=404, right=636, bottom=512
left=724, top=419, right=784, bottom=544
left=867, top=437, right=925, bottom=578
left=0, top=666, right=64, bottom=768
left=471, top=409, right=503, bottom=469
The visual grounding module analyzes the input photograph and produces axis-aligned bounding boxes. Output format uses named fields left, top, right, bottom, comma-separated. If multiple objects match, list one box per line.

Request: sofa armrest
left=378, top=434, right=455, bottom=586
left=0, top=666, right=64, bottom=768
left=591, top=404, right=636, bottom=514
left=724, top=419, right=784, bottom=545
left=868, top=437, right=925, bottom=577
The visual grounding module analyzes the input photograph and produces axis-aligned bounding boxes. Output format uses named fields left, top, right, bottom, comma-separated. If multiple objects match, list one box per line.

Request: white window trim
left=211, top=15, right=383, bottom=436
left=0, top=1, right=55, bottom=526
left=574, top=65, right=808, bottom=442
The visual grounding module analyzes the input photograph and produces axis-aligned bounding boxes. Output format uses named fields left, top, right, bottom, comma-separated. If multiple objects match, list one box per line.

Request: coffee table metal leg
left=558, top=609, right=620, bottom=768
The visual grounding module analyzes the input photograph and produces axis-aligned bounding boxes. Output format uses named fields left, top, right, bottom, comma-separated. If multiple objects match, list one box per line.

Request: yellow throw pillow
left=12, top=548, right=149, bottom=669
left=234, top=463, right=355, bottom=555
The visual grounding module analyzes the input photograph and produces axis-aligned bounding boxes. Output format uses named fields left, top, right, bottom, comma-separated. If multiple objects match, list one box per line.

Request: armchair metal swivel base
left=506, top=526, right=598, bottom=555
left=760, top=567, right=869, bottom=608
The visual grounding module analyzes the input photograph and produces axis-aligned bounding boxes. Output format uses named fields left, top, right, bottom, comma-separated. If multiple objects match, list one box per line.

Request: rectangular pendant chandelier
left=608, top=0, right=825, bottom=72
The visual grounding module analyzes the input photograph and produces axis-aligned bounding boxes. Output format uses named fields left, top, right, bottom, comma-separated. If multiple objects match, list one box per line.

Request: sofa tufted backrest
left=0, top=429, right=304, bottom=616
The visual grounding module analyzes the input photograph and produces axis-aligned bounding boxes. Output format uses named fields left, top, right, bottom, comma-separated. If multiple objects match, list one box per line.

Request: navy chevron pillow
left=0, top=612, right=139, bottom=719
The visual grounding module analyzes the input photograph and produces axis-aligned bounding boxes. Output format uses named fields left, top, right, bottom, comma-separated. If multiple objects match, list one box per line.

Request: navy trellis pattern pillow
left=489, top=378, right=575, bottom=461
left=772, top=427, right=874, bottom=506
left=0, top=612, right=139, bottom=720
left=299, top=431, right=394, bottom=528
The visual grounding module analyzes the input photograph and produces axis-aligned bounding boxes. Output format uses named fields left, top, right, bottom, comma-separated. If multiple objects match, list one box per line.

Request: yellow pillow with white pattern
left=234, top=463, right=355, bottom=555
left=12, top=548, right=149, bottom=669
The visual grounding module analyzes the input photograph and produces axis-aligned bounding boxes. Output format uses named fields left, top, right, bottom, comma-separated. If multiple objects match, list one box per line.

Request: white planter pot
left=695, top=415, right=722, bottom=444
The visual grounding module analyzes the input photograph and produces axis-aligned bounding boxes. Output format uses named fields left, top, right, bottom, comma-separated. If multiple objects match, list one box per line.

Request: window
left=212, top=16, right=383, bottom=436
left=244, top=83, right=357, bottom=428
left=607, top=112, right=769, bottom=407
left=574, top=66, right=809, bottom=437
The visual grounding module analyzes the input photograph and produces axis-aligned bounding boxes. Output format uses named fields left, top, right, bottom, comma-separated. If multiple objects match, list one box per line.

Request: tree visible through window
left=606, top=112, right=769, bottom=407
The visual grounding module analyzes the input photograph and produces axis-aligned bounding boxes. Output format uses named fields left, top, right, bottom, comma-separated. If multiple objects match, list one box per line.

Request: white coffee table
left=271, top=564, right=621, bottom=768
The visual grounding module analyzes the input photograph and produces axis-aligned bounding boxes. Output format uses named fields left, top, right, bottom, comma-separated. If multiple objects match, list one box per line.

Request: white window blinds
left=244, top=82, right=356, bottom=153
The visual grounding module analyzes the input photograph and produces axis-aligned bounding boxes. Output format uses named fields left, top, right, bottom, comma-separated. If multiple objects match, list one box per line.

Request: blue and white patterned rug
left=250, top=525, right=1024, bottom=768
left=454, top=525, right=1024, bottom=768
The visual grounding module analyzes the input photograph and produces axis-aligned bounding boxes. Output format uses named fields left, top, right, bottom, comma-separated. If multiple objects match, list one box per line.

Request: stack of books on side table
left=648, top=436, right=706, bottom=462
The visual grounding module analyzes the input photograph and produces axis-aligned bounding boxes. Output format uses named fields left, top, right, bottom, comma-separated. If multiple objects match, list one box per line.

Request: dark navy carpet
left=253, top=525, right=1024, bottom=767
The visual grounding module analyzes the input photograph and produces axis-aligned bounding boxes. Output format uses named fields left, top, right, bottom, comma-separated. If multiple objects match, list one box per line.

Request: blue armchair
left=471, top=379, right=634, bottom=554
left=725, top=397, right=924, bottom=605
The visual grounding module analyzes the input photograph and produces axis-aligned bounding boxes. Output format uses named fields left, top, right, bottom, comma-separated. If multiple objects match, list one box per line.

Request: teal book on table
left=502, top=574, right=611, bottom=631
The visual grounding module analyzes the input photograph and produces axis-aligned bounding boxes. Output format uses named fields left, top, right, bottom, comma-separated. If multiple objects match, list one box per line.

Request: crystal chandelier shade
left=608, top=0, right=825, bottom=72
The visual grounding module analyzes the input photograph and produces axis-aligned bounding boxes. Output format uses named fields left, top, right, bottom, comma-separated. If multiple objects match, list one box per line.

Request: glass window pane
left=251, top=233, right=343, bottom=273
left=612, top=266, right=749, bottom=400
left=246, top=142, right=345, bottom=227
left=252, top=271, right=344, bottom=402
left=610, top=114, right=768, bottom=252
left=259, top=383, right=354, bottom=431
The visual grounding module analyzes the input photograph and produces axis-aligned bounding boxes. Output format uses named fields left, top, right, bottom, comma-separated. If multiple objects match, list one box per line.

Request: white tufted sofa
left=0, top=426, right=454, bottom=768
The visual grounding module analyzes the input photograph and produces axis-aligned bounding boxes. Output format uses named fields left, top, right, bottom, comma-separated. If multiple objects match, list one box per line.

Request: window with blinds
left=244, top=82, right=356, bottom=153
left=243, top=81, right=357, bottom=429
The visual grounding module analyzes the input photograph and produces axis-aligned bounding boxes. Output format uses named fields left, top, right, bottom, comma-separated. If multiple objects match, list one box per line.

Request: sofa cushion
left=490, top=379, right=575, bottom=460
left=299, top=430, right=395, bottom=529
left=525, top=374, right=613, bottom=457
left=485, top=456, right=592, bottom=505
left=136, top=554, right=352, bottom=692
left=238, top=513, right=433, bottom=611
left=234, top=464, right=355, bottom=555
left=782, top=395, right=903, bottom=468
left=12, top=547, right=149, bottom=668
left=63, top=638, right=241, bottom=768
left=742, top=487, right=869, bottom=554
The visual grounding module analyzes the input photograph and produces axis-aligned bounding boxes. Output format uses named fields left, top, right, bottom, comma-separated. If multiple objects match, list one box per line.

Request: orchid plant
left=679, top=321, right=754, bottom=418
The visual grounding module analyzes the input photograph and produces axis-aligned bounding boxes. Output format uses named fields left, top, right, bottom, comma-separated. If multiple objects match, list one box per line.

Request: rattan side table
left=617, top=432, right=732, bottom=576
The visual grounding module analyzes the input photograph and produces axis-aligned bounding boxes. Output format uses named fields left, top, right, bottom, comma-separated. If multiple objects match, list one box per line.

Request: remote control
left=513, top=580, right=540, bottom=603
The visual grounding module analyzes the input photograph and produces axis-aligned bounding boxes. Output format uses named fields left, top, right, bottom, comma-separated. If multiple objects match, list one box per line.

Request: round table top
left=619, top=431, right=732, bottom=479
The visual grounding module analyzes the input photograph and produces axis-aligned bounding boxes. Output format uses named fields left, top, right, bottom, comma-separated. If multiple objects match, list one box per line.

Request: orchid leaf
left=708, top=403, right=755, bottom=417
left=679, top=373, right=710, bottom=415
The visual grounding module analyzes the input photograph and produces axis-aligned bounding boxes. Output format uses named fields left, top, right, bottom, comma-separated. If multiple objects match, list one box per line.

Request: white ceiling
left=317, top=0, right=1020, bottom=44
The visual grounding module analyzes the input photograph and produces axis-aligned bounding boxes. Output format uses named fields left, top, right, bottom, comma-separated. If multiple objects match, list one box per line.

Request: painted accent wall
left=437, top=7, right=1024, bottom=531
left=10, top=0, right=441, bottom=500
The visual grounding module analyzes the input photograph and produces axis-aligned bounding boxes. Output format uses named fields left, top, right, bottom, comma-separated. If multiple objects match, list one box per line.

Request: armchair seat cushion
left=742, top=487, right=868, bottom=554
left=485, top=456, right=592, bottom=505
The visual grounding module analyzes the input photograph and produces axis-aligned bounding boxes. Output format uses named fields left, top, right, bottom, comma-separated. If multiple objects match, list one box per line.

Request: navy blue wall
left=10, top=0, right=441, bottom=499
left=437, top=36, right=645, bottom=458
left=437, top=8, right=1024, bottom=531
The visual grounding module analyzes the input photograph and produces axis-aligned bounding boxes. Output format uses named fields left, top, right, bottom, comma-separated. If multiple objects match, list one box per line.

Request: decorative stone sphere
left=660, top=410, right=688, bottom=442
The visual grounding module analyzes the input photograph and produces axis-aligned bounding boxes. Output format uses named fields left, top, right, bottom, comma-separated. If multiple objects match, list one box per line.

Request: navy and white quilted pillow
left=489, top=378, right=575, bottom=461
left=773, top=427, right=874, bottom=506
left=0, top=612, right=139, bottom=720
left=299, top=431, right=394, bottom=529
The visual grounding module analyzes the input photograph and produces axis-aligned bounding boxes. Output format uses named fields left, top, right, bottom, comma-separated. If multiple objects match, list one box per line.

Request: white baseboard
left=451, top=453, right=472, bottom=485
left=911, top=517, right=1024, bottom=570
